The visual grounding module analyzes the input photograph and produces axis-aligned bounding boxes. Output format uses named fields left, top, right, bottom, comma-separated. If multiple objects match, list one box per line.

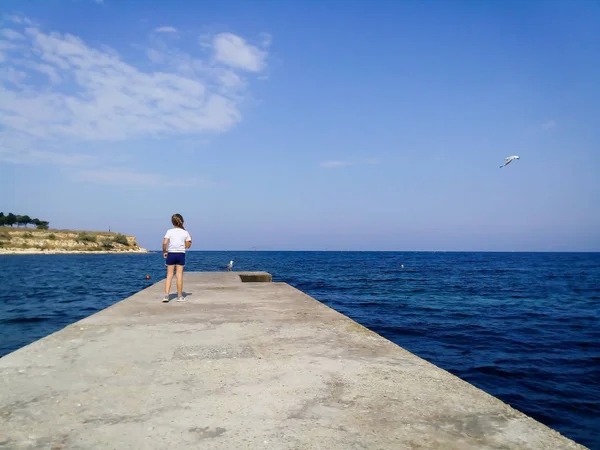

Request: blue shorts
left=165, top=252, right=185, bottom=266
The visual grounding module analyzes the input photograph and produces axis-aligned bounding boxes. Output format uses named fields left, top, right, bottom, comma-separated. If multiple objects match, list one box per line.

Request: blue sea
left=1, top=252, right=598, bottom=449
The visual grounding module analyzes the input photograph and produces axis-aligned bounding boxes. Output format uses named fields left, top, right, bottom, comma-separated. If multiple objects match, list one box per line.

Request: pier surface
left=0, top=272, right=584, bottom=449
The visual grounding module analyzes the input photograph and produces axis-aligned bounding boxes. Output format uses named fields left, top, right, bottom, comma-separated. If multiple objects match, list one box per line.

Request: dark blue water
left=0, top=252, right=598, bottom=448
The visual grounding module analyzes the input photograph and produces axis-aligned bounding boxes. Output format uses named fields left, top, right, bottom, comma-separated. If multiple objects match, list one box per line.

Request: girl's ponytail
left=171, top=213, right=185, bottom=229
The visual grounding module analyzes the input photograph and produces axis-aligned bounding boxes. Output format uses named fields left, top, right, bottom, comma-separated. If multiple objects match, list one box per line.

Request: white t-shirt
left=164, top=228, right=192, bottom=253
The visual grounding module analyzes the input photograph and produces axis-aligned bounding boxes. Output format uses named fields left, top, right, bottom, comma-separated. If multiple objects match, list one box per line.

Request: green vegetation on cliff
left=0, top=212, right=49, bottom=229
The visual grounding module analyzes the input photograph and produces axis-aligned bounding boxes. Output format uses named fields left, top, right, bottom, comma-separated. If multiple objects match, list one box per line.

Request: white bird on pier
left=500, top=155, right=520, bottom=168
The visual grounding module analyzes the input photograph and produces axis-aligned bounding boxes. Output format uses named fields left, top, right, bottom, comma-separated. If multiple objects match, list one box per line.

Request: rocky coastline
left=0, top=227, right=148, bottom=255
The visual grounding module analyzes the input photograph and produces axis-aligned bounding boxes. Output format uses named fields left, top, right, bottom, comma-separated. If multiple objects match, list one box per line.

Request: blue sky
left=1, top=0, right=599, bottom=251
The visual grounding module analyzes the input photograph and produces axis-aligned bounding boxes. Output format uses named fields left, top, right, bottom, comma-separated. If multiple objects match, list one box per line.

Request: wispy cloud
left=0, top=133, right=98, bottom=166
left=320, top=160, right=353, bottom=168
left=0, top=129, right=109, bottom=167
left=319, top=159, right=381, bottom=168
left=1, top=29, right=24, bottom=40
left=4, top=15, right=33, bottom=25
left=541, top=120, right=556, bottom=130
left=154, top=26, right=177, bottom=34
left=0, top=21, right=244, bottom=141
left=0, top=14, right=271, bottom=178
left=364, top=158, right=381, bottom=165
left=0, top=66, right=27, bottom=84
left=73, top=168, right=216, bottom=188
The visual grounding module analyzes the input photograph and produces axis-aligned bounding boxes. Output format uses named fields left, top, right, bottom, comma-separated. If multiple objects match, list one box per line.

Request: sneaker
left=176, top=296, right=186, bottom=302
left=162, top=295, right=169, bottom=302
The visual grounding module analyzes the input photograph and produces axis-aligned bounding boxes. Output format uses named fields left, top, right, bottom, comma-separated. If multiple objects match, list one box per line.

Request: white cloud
left=541, top=120, right=556, bottom=130
left=1, top=24, right=240, bottom=141
left=319, top=159, right=380, bottom=168
left=0, top=15, right=270, bottom=174
left=154, top=26, right=177, bottom=34
left=213, top=32, right=267, bottom=72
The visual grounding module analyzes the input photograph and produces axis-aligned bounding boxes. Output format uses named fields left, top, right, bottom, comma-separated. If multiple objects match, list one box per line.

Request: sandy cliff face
left=0, top=227, right=148, bottom=254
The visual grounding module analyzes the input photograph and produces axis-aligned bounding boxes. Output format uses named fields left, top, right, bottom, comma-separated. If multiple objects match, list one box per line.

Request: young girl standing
left=162, top=213, right=192, bottom=302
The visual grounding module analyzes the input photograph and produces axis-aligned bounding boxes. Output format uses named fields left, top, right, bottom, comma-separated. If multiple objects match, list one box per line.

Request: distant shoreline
left=0, top=249, right=151, bottom=255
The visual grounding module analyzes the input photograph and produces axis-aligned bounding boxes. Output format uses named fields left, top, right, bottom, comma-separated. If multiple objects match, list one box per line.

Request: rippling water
left=0, top=252, right=598, bottom=448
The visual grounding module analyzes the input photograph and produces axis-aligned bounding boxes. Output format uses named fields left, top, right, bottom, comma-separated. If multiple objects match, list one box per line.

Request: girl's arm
left=185, top=233, right=192, bottom=249
left=162, top=237, right=169, bottom=258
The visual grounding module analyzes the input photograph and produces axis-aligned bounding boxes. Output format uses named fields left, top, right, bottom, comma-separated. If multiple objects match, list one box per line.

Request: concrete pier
left=0, top=272, right=585, bottom=449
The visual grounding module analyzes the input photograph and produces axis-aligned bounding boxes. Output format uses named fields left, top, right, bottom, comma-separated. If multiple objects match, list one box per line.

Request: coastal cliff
left=0, top=227, right=148, bottom=254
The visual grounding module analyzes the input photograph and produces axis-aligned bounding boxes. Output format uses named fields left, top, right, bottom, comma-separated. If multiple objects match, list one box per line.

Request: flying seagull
left=500, top=155, right=520, bottom=168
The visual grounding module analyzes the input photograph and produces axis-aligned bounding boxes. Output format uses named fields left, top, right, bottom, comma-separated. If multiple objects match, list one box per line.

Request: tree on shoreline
left=0, top=212, right=49, bottom=229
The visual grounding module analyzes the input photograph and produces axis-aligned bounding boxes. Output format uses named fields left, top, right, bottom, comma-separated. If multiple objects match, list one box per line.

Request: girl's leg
left=175, top=264, right=184, bottom=297
left=165, top=264, right=175, bottom=296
